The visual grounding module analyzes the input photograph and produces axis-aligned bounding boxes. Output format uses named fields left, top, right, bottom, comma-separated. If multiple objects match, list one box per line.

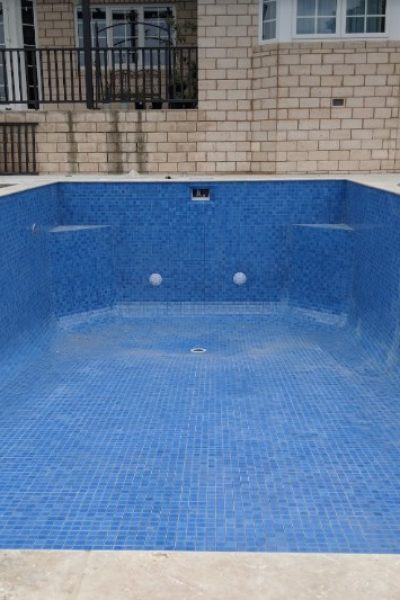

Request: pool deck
left=0, top=172, right=399, bottom=199
left=1, top=551, right=400, bottom=599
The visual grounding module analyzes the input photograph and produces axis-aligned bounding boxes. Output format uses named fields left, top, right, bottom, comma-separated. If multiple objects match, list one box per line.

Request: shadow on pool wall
left=1, top=179, right=400, bottom=369
left=0, top=184, right=58, bottom=350
left=345, top=181, right=400, bottom=364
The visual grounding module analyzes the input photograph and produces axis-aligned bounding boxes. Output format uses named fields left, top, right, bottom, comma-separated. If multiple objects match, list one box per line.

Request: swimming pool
left=0, top=178, right=399, bottom=552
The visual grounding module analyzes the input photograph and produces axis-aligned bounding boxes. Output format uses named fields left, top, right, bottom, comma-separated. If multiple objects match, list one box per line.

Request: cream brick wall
left=2, top=0, right=399, bottom=174
left=270, top=41, right=400, bottom=174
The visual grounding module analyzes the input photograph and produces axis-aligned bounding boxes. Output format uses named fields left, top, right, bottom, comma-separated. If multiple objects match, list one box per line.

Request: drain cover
left=190, top=347, right=207, bottom=354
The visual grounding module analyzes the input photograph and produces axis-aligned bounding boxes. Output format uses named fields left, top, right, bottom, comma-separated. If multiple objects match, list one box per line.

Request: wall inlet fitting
left=332, top=98, right=345, bottom=107
left=191, top=188, right=211, bottom=201
left=233, top=272, right=247, bottom=286
left=149, top=273, right=163, bottom=286
left=190, top=347, right=207, bottom=354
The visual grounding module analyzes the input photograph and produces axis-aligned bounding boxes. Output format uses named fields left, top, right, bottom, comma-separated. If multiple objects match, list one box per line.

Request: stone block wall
left=272, top=41, right=400, bottom=174
left=1, top=0, right=399, bottom=174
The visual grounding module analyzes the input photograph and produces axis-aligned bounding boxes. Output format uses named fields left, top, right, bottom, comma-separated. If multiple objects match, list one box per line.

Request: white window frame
left=344, top=0, right=387, bottom=36
left=259, top=0, right=278, bottom=42
left=1, top=0, right=33, bottom=110
left=292, top=0, right=388, bottom=40
left=295, top=0, right=339, bottom=37
left=258, top=0, right=393, bottom=44
left=75, top=4, right=176, bottom=50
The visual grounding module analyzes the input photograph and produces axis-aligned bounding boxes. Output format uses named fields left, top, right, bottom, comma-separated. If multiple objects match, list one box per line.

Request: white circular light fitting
left=233, top=272, right=247, bottom=286
left=149, top=273, right=163, bottom=287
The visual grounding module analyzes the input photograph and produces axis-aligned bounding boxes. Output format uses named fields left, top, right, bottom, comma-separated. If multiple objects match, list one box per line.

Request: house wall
left=271, top=41, right=400, bottom=174
left=1, top=0, right=399, bottom=175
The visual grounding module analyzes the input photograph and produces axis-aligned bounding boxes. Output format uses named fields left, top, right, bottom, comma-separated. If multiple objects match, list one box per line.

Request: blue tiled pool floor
left=0, top=306, right=399, bottom=552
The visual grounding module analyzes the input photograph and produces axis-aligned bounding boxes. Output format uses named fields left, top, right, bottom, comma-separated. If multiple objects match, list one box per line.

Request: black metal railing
left=0, top=48, right=85, bottom=105
left=95, top=46, right=197, bottom=108
left=0, top=123, right=38, bottom=174
left=0, top=46, right=198, bottom=109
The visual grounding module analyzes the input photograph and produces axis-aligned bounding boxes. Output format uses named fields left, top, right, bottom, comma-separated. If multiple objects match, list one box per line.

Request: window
left=0, top=3, right=5, bottom=101
left=111, top=9, right=138, bottom=49
left=76, top=5, right=175, bottom=49
left=144, top=7, right=174, bottom=47
left=77, top=7, right=107, bottom=48
left=76, top=5, right=175, bottom=68
left=261, top=0, right=277, bottom=40
left=346, top=0, right=386, bottom=33
left=259, top=0, right=392, bottom=42
left=296, top=0, right=337, bottom=35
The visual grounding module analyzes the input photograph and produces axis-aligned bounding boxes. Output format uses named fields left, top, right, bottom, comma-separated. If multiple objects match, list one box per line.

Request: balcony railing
left=0, top=46, right=198, bottom=109
left=0, top=122, right=38, bottom=174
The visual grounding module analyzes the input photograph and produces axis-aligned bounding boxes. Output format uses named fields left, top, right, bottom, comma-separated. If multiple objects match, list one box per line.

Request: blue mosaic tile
left=0, top=308, right=399, bottom=552
left=345, top=181, right=400, bottom=359
left=58, top=180, right=345, bottom=304
left=0, top=183, right=58, bottom=350
left=46, top=225, right=115, bottom=316
left=0, top=178, right=399, bottom=553
left=289, top=224, right=354, bottom=314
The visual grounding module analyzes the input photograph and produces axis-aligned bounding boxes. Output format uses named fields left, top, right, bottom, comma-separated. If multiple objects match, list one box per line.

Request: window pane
left=263, top=1, right=276, bottom=20
left=319, top=0, right=337, bottom=16
left=144, top=7, right=173, bottom=46
left=298, top=0, right=316, bottom=17
left=92, top=8, right=106, bottom=21
left=0, top=6, right=4, bottom=47
left=297, top=18, right=315, bottom=34
left=112, top=10, right=138, bottom=48
left=263, top=20, right=276, bottom=40
left=366, top=15, right=385, bottom=31
left=77, top=7, right=106, bottom=47
left=346, top=16, right=365, bottom=32
left=367, top=0, right=386, bottom=14
left=346, top=0, right=366, bottom=15
left=0, top=5, right=5, bottom=100
left=317, top=17, right=336, bottom=33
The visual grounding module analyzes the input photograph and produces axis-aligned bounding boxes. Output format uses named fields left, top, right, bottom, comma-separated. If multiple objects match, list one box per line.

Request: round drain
left=190, top=347, right=207, bottom=354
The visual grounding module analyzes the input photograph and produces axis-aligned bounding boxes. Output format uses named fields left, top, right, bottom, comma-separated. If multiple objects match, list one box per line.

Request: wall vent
left=332, top=98, right=345, bottom=108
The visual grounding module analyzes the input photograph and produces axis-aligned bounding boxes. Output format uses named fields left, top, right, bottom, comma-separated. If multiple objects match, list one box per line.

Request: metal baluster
left=54, top=49, right=60, bottom=102
left=61, top=49, right=67, bottom=102
left=69, top=49, right=75, bottom=102
left=24, top=122, right=29, bottom=173
left=46, top=49, right=52, bottom=103
left=2, top=125, right=7, bottom=173
left=10, top=125, right=15, bottom=173
left=32, top=124, right=37, bottom=174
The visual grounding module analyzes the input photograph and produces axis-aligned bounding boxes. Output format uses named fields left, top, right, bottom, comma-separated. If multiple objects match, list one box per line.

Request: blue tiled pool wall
left=57, top=180, right=345, bottom=306
left=1, top=179, right=400, bottom=367
left=47, top=225, right=115, bottom=316
left=0, top=184, right=58, bottom=350
left=345, top=181, right=400, bottom=360
left=288, top=224, right=354, bottom=314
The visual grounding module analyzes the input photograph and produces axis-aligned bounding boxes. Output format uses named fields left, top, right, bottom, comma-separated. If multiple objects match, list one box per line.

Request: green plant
left=165, top=15, right=196, bottom=45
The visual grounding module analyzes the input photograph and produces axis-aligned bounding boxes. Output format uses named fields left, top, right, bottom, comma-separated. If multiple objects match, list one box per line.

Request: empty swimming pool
left=0, top=178, right=399, bottom=552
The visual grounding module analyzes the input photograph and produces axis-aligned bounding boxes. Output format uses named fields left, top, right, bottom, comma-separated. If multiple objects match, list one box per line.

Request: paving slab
left=1, top=551, right=400, bottom=600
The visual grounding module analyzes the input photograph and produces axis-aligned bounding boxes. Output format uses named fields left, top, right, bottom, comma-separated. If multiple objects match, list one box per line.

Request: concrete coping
left=0, top=173, right=399, bottom=199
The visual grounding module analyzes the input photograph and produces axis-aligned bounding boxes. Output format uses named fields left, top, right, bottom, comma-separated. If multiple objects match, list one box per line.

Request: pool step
left=288, top=223, right=355, bottom=314
left=47, top=224, right=114, bottom=316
